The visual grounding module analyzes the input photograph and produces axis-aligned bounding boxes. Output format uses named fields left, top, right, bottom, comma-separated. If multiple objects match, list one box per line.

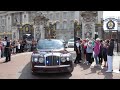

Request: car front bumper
left=32, top=65, right=72, bottom=73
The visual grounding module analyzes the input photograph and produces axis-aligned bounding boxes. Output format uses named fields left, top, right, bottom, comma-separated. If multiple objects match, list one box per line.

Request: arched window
left=56, top=22, right=60, bottom=30
left=70, top=11, right=75, bottom=19
left=49, top=14, right=53, bottom=20
left=70, top=21, right=74, bottom=29
left=63, top=12, right=67, bottom=19
left=63, top=21, right=67, bottom=29
left=56, top=13, right=59, bottom=20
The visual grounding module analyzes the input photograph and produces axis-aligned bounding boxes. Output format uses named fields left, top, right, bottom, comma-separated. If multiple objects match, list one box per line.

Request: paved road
left=0, top=48, right=120, bottom=79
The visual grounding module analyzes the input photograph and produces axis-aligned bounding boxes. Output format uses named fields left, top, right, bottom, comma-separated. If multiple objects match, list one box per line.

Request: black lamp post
left=74, top=20, right=78, bottom=51
left=17, top=23, right=22, bottom=39
left=52, top=22, right=56, bottom=39
left=74, top=20, right=81, bottom=51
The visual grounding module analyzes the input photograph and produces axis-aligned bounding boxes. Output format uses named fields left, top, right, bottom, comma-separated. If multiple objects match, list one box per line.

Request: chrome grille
left=46, top=56, right=60, bottom=66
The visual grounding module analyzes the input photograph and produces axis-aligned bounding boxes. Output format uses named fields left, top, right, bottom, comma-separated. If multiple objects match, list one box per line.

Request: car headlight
left=61, top=57, right=66, bottom=62
left=66, top=57, right=70, bottom=61
left=39, top=58, right=44, bottom=63
left=34, top=58, right=38, bottom=62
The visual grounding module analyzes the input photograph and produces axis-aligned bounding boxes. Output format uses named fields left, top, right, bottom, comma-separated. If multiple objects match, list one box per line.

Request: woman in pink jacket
left=93, top=38, right=100, bottom=66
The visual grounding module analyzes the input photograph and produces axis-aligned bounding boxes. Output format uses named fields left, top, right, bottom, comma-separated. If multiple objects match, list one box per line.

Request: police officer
left=74, top=37, right=82, bottom=64
left=4, top=37, right=11, bottom=62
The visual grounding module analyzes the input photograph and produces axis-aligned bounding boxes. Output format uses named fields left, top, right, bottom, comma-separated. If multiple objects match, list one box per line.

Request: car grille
left=46, top=56, right=60, bottom=66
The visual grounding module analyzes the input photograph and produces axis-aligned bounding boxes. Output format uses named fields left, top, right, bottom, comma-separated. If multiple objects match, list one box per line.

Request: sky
left=103, top=11, right=120, bottom=19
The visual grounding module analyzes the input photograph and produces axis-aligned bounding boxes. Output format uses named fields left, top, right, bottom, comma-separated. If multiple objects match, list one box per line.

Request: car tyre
left=30, top=63, right=37, bottom=75
left=31, top=70, right=37, bottom=75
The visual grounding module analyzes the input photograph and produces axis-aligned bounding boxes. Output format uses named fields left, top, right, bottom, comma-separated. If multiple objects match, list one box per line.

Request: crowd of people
left=74, top=37, right=115, bottom=73
left=0, top=37, right=37, bottom=62
left=0, top=36, right=116, bottom=72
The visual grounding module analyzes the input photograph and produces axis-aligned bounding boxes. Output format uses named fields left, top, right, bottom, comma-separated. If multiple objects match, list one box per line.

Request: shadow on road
left=85, top=66, right=113, bottom=79
left=18, top=62, right=72, bottom=79
left=79, top=63, right=91, bottom=71
left=100, top=68, right=113, bottom=79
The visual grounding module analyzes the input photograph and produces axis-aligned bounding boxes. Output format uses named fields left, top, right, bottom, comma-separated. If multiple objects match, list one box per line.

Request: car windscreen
left=37, top=40, right=64, bottom=49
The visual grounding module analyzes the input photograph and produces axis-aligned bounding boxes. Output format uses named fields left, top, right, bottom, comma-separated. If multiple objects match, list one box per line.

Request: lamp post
left=74, top=20, right=77, bottom=51
left=52, top=22, right=56, bottom=39
left=17, top=23, right=22, bottom=40
left=74, top=20, right=81, bottom=51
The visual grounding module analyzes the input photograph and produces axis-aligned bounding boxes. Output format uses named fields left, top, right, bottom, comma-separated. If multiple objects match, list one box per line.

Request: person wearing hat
left=74, top=37, right=82, bottom=64
left=4, top=37, right=11, bottom=62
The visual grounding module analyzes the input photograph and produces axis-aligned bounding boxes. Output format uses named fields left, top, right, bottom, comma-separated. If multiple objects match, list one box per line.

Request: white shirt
left=18, top=44, right=20, bottom=49
left=2, top=41, right=7, bottom=46
left=76, top=42, right=80, bottom=48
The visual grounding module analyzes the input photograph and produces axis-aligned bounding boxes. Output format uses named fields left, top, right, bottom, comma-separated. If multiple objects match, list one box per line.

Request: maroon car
left=30, top=39, right=74, bottom=74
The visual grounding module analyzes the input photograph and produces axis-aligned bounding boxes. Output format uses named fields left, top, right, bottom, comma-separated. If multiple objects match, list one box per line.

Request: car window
left=68, top=39, right=74, bottom=42
left=37, top=40, right=64, bottom=49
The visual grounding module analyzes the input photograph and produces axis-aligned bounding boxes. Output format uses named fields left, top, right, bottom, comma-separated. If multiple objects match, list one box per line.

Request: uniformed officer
left=4, top=37, right=11, bottom=62
left=74, top=37, right=82, bottom=64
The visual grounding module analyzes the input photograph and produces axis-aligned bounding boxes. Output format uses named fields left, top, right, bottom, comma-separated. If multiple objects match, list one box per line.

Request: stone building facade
left=0, top=11, right=103, bottom=41
left=46, top=11, right=103, bottom=40
left=0, top=11, right=47, bottom=40
left=45, top=11, right=80, bottom=41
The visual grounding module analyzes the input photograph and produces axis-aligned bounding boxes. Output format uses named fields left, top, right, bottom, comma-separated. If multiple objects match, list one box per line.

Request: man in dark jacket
left=98, top=40, right=103, bottom=65
left=4, top=37, right=11, bottom=62
left=74, top=37, right=82, bottom=64
left=106, top=38, right=114, bottom=72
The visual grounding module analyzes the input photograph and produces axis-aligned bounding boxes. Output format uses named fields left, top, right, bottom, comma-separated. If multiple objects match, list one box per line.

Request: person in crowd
left=17, top=41, right=21, bottom=53
left=106, top=38, right=114, bottom=72
left=4, top=37, right=11, bottom=62
left=21, top=39, right=24, bottom=52
left=102, top=40, right=109, bottom=67
left=86, top=40, right=94, bottom=65
left=83, top=38, right=89, bottom=64
left=20, top=40, right=24, bottom=53
left=98, top=40, right=103, bottom=65
left=81, top=39, right=85, bottom=63
left=74, top=37, right=82, bottom=64
left=0, top=39, right=3, bottom=59
left=92, top=38, right=95, bottom=47
left=1, top=38, right=4, bottom=58
left=11, top=39, right=16, bottom=54
left=16, top=40, right=18, bottom=53
left=31, top=40, right=37, bottom=51
left=93, top=38, right=100, bottom=66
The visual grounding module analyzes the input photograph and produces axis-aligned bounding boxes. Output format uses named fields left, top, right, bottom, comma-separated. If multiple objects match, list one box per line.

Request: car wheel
left=30, top=63, right=37, bottom=75
left=31, top=70, right=37, bottom=75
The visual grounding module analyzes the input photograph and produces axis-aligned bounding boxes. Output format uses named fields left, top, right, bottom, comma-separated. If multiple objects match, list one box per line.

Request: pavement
left=0, top=48, right=120, bottom=79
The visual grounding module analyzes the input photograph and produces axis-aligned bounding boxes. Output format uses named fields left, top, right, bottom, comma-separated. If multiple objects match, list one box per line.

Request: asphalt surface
left=0, top=48, right=120, bottom=79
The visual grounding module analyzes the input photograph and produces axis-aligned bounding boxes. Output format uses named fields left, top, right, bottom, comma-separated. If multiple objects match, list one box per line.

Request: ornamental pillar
left=81, top=11, right=97, bottom=39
